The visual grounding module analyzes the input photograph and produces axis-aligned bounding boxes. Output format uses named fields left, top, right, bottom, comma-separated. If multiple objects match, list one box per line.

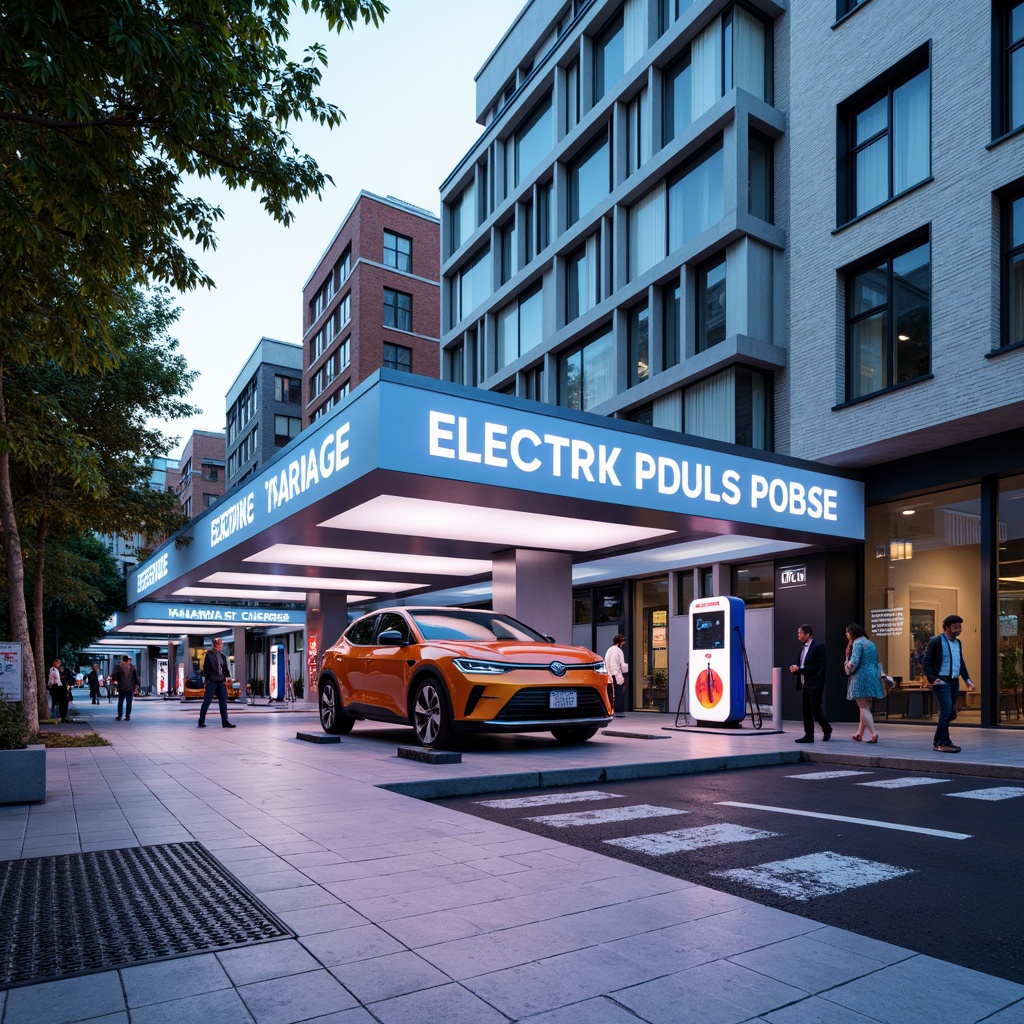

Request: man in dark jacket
left=923, top=614, right=975, bottom=753
left=198, top=637, right=236, bottom=729
left=113, top=656, right=137, bottom=721
left=87, top=663, right=101, bottom=705
left=789, top=623, right=831, bottom=743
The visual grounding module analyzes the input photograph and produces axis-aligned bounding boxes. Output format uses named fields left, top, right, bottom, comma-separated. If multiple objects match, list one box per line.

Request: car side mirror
left=377, top=629, right=407, bottom=646
left=544, top=635, right=556, bottom=643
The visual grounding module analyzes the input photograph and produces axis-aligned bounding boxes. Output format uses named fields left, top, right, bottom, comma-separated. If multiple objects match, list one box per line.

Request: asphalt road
left=435, top=764, right=1024, bottom=984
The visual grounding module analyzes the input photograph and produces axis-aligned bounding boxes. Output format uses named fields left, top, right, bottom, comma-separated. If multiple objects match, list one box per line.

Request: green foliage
left=0, top=689, right=27, bottom=750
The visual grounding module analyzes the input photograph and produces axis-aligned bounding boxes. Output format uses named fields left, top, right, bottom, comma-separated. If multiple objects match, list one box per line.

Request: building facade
left=225, top=337, right=303, bottom=490
left=170, top=430, right=226, bottom=519
left=438, top=0, right=1024, bottom=726
left=301, top=191, right=441, bottom=426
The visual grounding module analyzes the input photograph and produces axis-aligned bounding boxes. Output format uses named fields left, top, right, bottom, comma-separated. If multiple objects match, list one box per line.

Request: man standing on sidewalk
left=198, top=637, right=236, bottom=729
left=789, top=623, right=832, bottom=743
left=923, top=614, right=974, bottom=753
left=113, top=656, right=137, bottom=721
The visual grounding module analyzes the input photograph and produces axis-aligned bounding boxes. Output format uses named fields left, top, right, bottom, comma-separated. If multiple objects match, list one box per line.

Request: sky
left=162, top=0, right=526, bottom=456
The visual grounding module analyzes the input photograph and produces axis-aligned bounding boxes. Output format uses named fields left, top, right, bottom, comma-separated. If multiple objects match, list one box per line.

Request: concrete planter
left=0, top=745, right=46, bottom=804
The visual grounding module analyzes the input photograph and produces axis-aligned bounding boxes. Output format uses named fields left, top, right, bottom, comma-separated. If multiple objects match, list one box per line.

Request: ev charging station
left=687, top=597, right=746, bottom=725
left=269, top=644, right=285, bottom=701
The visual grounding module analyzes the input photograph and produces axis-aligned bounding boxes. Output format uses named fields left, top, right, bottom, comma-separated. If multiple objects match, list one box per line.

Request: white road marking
left=527, top=804, right=685, bottom=828
left=858, top=777, right=950, bottom=789
left=716, top=801, right=971, bottom=840
left=786, top=771, right=873, bottom=780
left=713, top=851, right=912, bottom=901
left=606, top=823, right=779, bottom=855
left=477, top=790, right=622, bottom=809
left=946, top=787, right=1024, bottom=801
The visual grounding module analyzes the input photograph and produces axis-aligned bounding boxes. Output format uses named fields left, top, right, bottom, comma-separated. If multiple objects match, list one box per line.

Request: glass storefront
left=635, top=576, right=669, bottom=711
left=999, top=475, right=1024, bottom=726
left=868, top=481, right=1019, bottom=729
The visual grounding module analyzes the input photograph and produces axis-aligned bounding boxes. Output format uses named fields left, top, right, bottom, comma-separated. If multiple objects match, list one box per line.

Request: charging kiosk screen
left=688, top=597, right=745, bottom=724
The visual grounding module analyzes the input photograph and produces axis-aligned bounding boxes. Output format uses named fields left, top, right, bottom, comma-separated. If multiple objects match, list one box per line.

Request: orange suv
left=318, top=607, right=612, bottom=747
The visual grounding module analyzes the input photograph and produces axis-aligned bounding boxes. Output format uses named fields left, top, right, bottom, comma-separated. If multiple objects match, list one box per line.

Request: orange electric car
left=317, top=607, right=613, bottom=747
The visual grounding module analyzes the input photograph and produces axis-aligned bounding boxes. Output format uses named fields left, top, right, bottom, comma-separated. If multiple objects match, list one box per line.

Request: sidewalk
left=2, top=700, right=1022, bottom=1024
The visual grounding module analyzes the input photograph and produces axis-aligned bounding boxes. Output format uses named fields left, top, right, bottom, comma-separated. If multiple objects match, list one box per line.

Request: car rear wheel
left=319, top=678, right=355, bottom=735
left=412, top=678, right=454, bottom=748
left=550, top=726, right=599, bottom=743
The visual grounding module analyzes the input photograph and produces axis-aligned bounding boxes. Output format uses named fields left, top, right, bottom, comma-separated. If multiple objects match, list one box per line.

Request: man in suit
left=198, top=637, right=237, bottom=729
left=789, top=623, right=831, bottom=743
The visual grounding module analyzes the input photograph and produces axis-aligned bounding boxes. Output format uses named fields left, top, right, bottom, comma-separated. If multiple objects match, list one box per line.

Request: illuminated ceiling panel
left=245, top=546, right=492, bottom=577
left=174, top=587, right=309, bottom=601
left=202, top=572, right=428, bottom=592
left=321, top=496, right=674, bottom=551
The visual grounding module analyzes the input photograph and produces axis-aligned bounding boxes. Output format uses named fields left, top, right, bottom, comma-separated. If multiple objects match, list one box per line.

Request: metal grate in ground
left=0, top=841, right=294, bottom=990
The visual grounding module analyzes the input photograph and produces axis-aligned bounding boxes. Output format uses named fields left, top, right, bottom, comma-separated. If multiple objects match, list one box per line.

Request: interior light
left=901, top=509, right=915, bottom=515
left=889, top=539, right=913, bottom=560
left=203, top=571, right=430, bottom=591
left=245, top=544, right=492, bottom=577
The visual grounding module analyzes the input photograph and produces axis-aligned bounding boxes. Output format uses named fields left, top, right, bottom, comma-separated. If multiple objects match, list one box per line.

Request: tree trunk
left=32, top=502, right=49, bottom=723
left=0, top=365, right=39, bottom=733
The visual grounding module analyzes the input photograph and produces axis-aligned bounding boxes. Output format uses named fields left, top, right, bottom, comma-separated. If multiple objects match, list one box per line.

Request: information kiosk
left=687, top=596, right=746, bottom=725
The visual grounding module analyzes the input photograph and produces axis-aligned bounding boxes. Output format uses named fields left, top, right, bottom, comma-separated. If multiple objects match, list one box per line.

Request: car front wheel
left=550, top=726, right=599, bottom=743
left=412, top=678, right=454, bottom=748
left=319, top=678, right=355, bottom=735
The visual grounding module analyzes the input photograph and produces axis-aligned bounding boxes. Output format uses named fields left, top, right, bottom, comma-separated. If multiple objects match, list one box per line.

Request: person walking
left=604, top=634, right=629, bottom=717
left=789, top=623, right=831, bottom=743
left=198, top=637, right=236, bottom=728
left=113, top=656, right=136, bottom=721
left=87, top=663, right=101, bottom=704
left=923, top=614, right=975, bottom=754
left=844, top=623, right=883, bottom=743
left=48, top=658, right=70, bottom=722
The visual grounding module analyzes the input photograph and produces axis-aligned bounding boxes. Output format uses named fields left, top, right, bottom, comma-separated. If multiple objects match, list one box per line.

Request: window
left=663, top=52, right=692, bottom=145
left=311, top=274, right=334, bottom=322
left=566, top=233, right=600, bottom=321
left=1003, top=187, right=1024, bottom=347
left=839, top=53, right=930, bottom=222
left=629, top=182, right=666, bottom=280
left=203, top=492, right=218, bottom=509
left=565, top=59, right=580, bottom=129
left=511, top=95, right=553, bottom=187
left=500, top=219, right=517, bottom=285
left=626, top=403, right=653, bottom=425
left=594, top=10, right=624, bottom=103
left=448, top=342, right=464, bottom=385
left=523, top=364, right=544, bottom=402
left=663, top=283, right=680, bottom=369
left=202, top=463, right=219, bottom=482
left=522, top=198, right=534, bottom=264
left=569, top=130, right=610, bottom=225
left=697, top=256, right=727, bottom=352
left=383, top=230, right=412, bottom=272
left=337, top=247, right=351, bottom=287
left=845, top=235, right=931, bottom=401
left=383, top=288, right=412, bottom=332
left=748, top=133, right=773, bottom=222
left=497, top=285, right=543, bottom=369
left=275, top=375, right=300, bottom=404
left=456, top=248, right=491, bottom=322
left=837, top=0, right=865, bottom=17
left=731, top=560, right=774, bottom=607
left=383, top=342, right=412, bottom=372
left=628, top=304, right=649, bottom=387
left=996, top=1, right=1024, bottom=137
left=560, top=330, right=615, bottom=411
left=538, top=182, right=553, bottom=252
left=669, top=142, right=724, bottom=251
left=627, top=88, right=649, bottom=176
left=449, top=181, right=476, bottom=254
left=685, top=367, right=771, bottom=449
left=274, top=416, right=301, bottom=447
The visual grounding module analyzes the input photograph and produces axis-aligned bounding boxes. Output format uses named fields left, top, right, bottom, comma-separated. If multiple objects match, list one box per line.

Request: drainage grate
left=0, top=841, right=294, bottom=990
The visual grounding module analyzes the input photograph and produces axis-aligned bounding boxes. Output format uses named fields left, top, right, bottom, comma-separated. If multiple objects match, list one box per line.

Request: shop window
left=838, top=48, right=930, bottom=224
left=596, top=586, right=624, bottom=623
left=845, top=232, right=930, bottom=401
left=636, top=577, right=669, bottom=710
left=998, top=474, right=1024, bottom=725
left=700, top=567, right=714, bottom=597
left=994, top=1, right=1024, bottom=137
left=731, top=560, right=774, bottom=607
left=677, top=570, right=695, bottom=611
left=1002, top=186, right=1024, bottom=348
left=573, top=591, right=593, bottom=625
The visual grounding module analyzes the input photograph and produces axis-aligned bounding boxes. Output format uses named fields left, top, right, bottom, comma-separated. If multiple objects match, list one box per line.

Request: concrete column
left=232, top=626, right=247, bottom=702
left=305, top=591, right=347, bottom=697
left=492, top=548, right=572, bottom=643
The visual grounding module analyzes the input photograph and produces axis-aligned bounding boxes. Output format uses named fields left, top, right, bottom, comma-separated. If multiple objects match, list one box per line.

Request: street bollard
left=772, top=667, right=783, bottom=732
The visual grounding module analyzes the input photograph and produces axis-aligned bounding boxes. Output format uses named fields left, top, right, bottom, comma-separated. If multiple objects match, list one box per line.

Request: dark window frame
left=994, top=0, right=1024, bottom=139
left=1001, top=180, right=1024, bottom=349
left=383, top=230, right=412, bottom=272
left=696, top=255, right=727, bottom=353
left=383, top=287, right=413, bottom=332
left=383, top=341, right=413, bottom=373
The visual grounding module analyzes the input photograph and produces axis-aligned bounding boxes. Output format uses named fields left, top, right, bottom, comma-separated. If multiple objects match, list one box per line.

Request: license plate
left=550, top=690, right=577, bottom=709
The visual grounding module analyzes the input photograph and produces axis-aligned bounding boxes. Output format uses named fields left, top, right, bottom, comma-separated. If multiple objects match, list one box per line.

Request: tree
left=0, top=0, right=390, bottom=729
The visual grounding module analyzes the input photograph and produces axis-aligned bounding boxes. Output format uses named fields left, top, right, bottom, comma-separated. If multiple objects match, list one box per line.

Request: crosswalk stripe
left=606, top=823, right=779, bottom=855
left=786, top=771, right=873, bottom=780
left=946, top=786, right=1024, bottom=801
left=713, top=851, right=912, bottom=901
left=527, top=804, right=685, bottom=828
left=858, top=777, right=950, bottom=789
left=716, top=801, right=972, bottom=839
left=476, top=790, right=621, bottom=809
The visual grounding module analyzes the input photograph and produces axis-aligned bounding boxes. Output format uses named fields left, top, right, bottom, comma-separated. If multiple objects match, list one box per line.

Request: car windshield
left=408, top=610, right=548, bottom=643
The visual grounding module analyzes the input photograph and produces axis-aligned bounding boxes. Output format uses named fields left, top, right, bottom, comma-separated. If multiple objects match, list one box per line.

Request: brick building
left=301, top=192, right=441, bottom=426
left=170, top=430, right=226, bottom=519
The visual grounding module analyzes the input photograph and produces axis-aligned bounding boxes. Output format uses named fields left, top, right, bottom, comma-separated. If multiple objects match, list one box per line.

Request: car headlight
left=594, top=660, right=606, bottom=674
left=453, top=658, right=510, bottom=675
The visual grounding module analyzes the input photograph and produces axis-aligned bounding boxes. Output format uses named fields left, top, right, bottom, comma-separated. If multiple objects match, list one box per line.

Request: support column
left=305, top=591, right=347, bottom=697
left=232, top=627, right=247, bottom=703
left=492, top=549, right=572, bottom=643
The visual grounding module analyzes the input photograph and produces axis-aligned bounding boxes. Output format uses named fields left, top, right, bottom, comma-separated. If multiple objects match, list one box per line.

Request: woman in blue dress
left=844, top=623, right=883, bottom=743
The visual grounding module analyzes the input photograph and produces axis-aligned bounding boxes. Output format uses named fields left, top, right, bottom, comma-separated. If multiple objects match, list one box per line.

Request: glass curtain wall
left=999, top=474, right=1024, bottom=726
left=635, top=577, right=669, bottom=711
